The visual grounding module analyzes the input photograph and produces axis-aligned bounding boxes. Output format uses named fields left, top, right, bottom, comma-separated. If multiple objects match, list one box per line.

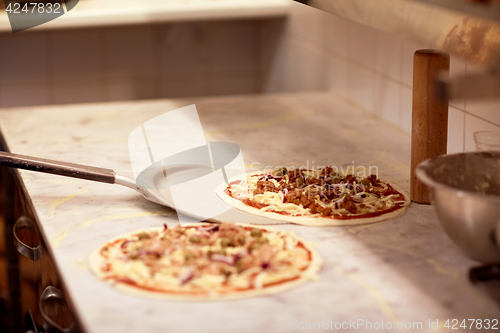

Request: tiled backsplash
left=281, top=2, right=500, bottom=153
left=0, top=19, right=281, bottom=107
left=1, top=2, right=499, bottom=153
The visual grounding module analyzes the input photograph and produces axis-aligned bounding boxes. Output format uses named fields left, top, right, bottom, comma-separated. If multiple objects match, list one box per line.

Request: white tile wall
left=465, top=99, right=500, bottom=126
left=159, top=73, right=206, bottom=99
left=0, top=19, right=274, bottom=107
left=105, top=25, right=156, bottom=80
left=53, top=78, right=103, bottom=104
left=257, top=18, right=286, bottom=93
left=347, top=22, right=375, bottom=70
left=447, top=107, right=465, bottom=154
left=326, top=56, right=349, bottom=98
left=0, top=32, right=49, bottom=85
left=159, top=23, right=206, bottom=75
left=209, top=71, right=255, bottom=96
left=374, top=30, right=402, bottom=82
left=281, top=2, right=500, bottom=153
left=449, top=56, right=467, bottom=110
left=261, top=33, right=326, bottom=93
left=51, top=29, right=103, bottom=81
left=108, top=76, right=159, bottom=102
left=325, top=13, right=349, bottom=59
left=372, top=75, right=401, bottom=127
left=346, top=64, right=374, bottom=112
left=0, top=81, right=51, bottom=107
left=287, top=1, right=328, bottom=48
left=400, top=85, right=412, bottom=133
left=207, top=21, right=255, bottom=73
left=401, top=39, right=427, bottom=88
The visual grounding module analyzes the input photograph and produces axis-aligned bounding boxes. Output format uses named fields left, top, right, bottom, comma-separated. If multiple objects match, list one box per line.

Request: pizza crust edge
left=88, top=223, right=323, bottom=301
left=214, top=172, right=411, bottom=227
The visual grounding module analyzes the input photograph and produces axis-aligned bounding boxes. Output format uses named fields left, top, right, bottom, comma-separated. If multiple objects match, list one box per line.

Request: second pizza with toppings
left=89, top=223, right=322, bottom=300
left=216, top=167, right=410, bottom=226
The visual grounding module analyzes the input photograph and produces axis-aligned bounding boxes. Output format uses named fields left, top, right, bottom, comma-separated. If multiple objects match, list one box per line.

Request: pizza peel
left=0, top=151, right=289, bottom=225
left=0, top=150, right=175, bottom=205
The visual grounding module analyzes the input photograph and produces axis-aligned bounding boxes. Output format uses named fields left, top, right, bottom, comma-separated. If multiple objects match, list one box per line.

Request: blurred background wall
left=0, top=2, right=499, bottom=151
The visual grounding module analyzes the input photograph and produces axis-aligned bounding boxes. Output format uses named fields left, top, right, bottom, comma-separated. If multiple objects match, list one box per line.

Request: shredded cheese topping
left=226, top=167, right=406, bottom=219
left=96, top=223, right=318, bottom=296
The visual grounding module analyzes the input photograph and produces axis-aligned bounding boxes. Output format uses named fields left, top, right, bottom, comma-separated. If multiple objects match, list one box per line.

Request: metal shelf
left=409, top=0, right=500, bottom=23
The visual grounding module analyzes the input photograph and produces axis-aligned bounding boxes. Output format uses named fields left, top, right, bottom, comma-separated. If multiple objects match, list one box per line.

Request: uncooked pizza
left=89, top=223, right=322, bottom=300
left=216, top=167, right=410, bottom=226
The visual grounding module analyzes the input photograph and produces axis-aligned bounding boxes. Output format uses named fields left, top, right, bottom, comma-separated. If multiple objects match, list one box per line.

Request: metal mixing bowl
left=416, top=151, right=500, bottom=263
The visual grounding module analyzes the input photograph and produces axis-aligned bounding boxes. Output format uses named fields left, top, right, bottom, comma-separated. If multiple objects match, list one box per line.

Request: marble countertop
left=0, top=92, right=498, bottom=333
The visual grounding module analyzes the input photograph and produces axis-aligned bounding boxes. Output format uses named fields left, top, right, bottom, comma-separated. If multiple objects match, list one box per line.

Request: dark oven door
left=2, top=163, right=82, bottom=333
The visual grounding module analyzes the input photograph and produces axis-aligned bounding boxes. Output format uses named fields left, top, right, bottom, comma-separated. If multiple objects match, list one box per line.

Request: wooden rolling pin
left=410, top=50, right=449, bottom=204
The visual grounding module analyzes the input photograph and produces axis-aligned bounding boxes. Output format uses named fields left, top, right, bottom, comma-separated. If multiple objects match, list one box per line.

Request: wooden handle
left=410, top=49, right=449, bottom=204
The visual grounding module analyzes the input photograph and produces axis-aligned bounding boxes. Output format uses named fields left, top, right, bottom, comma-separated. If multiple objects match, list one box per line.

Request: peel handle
left=0, top=151, right=116, bottom=184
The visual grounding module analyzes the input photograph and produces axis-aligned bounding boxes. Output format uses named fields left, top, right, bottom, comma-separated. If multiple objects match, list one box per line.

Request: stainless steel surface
left=408, top=0, right=500, bottom=23
left=416, top=151, right=500, bottom=263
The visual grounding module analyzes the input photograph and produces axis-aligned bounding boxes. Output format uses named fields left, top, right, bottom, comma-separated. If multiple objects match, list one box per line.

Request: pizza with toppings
left=216, top=167, right=410, bottom=226
left=89, top=223, right=322, bottom=300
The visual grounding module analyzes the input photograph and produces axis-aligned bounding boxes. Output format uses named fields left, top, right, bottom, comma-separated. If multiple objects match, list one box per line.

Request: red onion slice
left=282, top=188, right=288, bottom=203
left=179, top=267, right=194, bottom=285
left=261, top=173, right=283, bottom=182
left=355, top=184, right=366, bottom=193
left=198, top=224, right=219, bottom=233
left=334, top=196, right=346, bottom=204
left=351, top=195, right=362, bottom=203
left=211, top=254, right=235, bottom=266
left=121, top=240, right=137, bottom=248
left=232, top=250, right=248, bottom=261
left=135, top=249, right=162, bottom=257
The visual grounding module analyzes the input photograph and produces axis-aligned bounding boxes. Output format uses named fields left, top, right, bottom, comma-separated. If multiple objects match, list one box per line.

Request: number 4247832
left=5, top=2, right=62, bottom=14
left=444, top=319, right=498, bottom=330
